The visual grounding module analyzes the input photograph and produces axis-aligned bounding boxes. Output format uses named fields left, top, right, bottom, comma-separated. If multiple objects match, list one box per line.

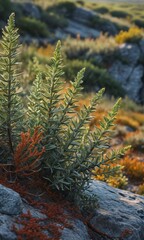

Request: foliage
left=138, top=183, right=144, bottom=195
left=94, top=7, right=109, bottom=14
left=17, top=17, right=49, bottom=37
left=110, top=10, right=131, bottom=19
left=0, top=0, right=12, bottom=21
left=120, top=156, right=144, bottom=181
left=0, top=14, right=128, bottom=202
left=64, top=60, right=125, bottom=97
left=116, top=114, right=139, bottom=130
left=132, top=19, right=144, bottom=28
left=0, top=13, right=24, bottom=160
left=63, top=35, right=118, bottom=59
left=115, top=27, right=144, bottom=44
left=41, top=11, right=68, bottom=29
left=14, top=127, right=45, bottom=177
left=93, top=163, right=128, bottom=189
left=46, top=1, right=76, bottom=18
left=124, top=132, right=144, bottom=152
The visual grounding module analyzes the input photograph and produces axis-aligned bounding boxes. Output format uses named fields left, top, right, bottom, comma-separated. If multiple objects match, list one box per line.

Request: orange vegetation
left=14, top=127, right=45, bottom=177
left=120, top=155, right=144, bottom=181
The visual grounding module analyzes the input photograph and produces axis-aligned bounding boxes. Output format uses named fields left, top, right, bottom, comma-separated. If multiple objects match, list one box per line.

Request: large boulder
left=87, top=180, right=144, bottom=240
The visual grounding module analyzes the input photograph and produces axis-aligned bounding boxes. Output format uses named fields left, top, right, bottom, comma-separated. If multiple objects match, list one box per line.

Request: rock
left=61, top=219, right=91, bottom=240
left=139, top=39, right=144, bottom=55
left=87, top=180, right=144, bottom=240
left=0, top=184, right=23, bottom=215
left=73, top=7, right=96, bottom=24
left=65, top=20, right=100, bottom=39
left=0, top=215, right=17, bottom=240
left=22, top=3, right=41, bottom=19
left=109, top=61, right=144, bottom=102
left=109, top=60, right=133, bottom=85
left=125, top=65, right=144, bottom=102
left=118, top=43, right=141, bottom=66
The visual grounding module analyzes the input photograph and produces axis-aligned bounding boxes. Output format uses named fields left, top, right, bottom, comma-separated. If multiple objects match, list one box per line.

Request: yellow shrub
left=37, top=44, right=55, bottom=57
left=120, top=156, right=144, bottom=181
left=138, top=183, right=144, bottom=195
left=93, top=164, right=128, bottom=189
left=116, top=114, right=139, bottom=129
left=115, top=27, right=144, bottom=44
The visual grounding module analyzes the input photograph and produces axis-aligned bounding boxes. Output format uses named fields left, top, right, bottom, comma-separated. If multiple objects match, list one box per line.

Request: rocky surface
left=1, top=182, right=144, bottom=240
left=87, top=180, right=144, bottom=240
left=108, top=42, right=144, bottom=103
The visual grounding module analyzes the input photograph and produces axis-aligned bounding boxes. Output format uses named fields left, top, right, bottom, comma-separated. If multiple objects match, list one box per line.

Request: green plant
left=17, top=17, right=49, bottom=37
left=0, top=13, right=24, bottom=160
left=28, top=43, right=128, bottom=196
left=0, top=0, right=12, bottom=21
left=132, top=19, right=144, bottom=28
left=94, top=6, right=109, bottom=14
left=64, top=60, right=125, bottom=97
left=0, top=14, right=128, bottom=203
left=46, top=1, right=76, bottom=18
left=41, top=11, right=68, bottom=29
left=110, top=10, right=131, bottom=19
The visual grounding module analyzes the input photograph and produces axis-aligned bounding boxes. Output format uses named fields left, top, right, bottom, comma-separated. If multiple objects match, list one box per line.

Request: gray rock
left=139, top=39, right=144, bottom=55
left=0, top=184, right=23, bottom=215
left=61, top=219, right=91, bottom=240
left=65, top=20, right=100, bottom=39
left=73, top=7, right=96, bottom=23
left=22, top=3, right=41, bottom=19
left=118, top=43, right=141, bottom=66
left=109, top=61, right=144, bottom=102
left=109, top=60, right=133, bottom=85
left=0, top=215, right=17, bottom=240
left=87, top=180, right=144, bottom=240
left=125, top=65, right=144, bottom=102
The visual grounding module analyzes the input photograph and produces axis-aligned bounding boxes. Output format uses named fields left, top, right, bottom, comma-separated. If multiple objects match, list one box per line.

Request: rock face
left=108, top=43, right=144, bottom=103
left=1, top=182, right=144, bottom=240
left=88, top=180, right=144, bottom=240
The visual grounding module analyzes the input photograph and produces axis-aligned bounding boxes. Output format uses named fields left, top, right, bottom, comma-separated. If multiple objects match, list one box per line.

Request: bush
left=0, top=14, right=127, bottom=204
left=41, top=11, right=68, bottom=29
left=0, top=0, right=12, bottom=20
left=94, top=7, right=109, bottom=14
left=110, top=10, right=131, bottom=19
left=17, top=17, right=49, bottom=37
left=47, top=1, right=76, bottom=18
left=132, top=19, right=144, bottom=28
left=64, top=60, right=125, bottom=97
left=115, top=27, right=144, bottom=44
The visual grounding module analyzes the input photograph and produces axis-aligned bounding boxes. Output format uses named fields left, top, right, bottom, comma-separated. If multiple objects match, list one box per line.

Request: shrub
left=0, top=0, right=12, bottom=21
left=124, top=132, right=144, bottom=152
left=94, top=7, right=109, bottom=14
left=47, top=1, right=76, bottom=18
left=120, top=156, right=144, bottom=181
left=0, top=14, right=128, bottom=203
left=132, top=19, right=144, bottom=28
left=88, top=15, right=110, bottom=29
left=115, top=27, right=144, bottom=44
left=93, top=163, right=128, bottom=189
left=41, top=11, right=68, bottom=29
left=17, top=17, right=49, bottom=37
left=64, top=60, right=125, bottom=97
left=110, top=10, right=131, bottom=19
